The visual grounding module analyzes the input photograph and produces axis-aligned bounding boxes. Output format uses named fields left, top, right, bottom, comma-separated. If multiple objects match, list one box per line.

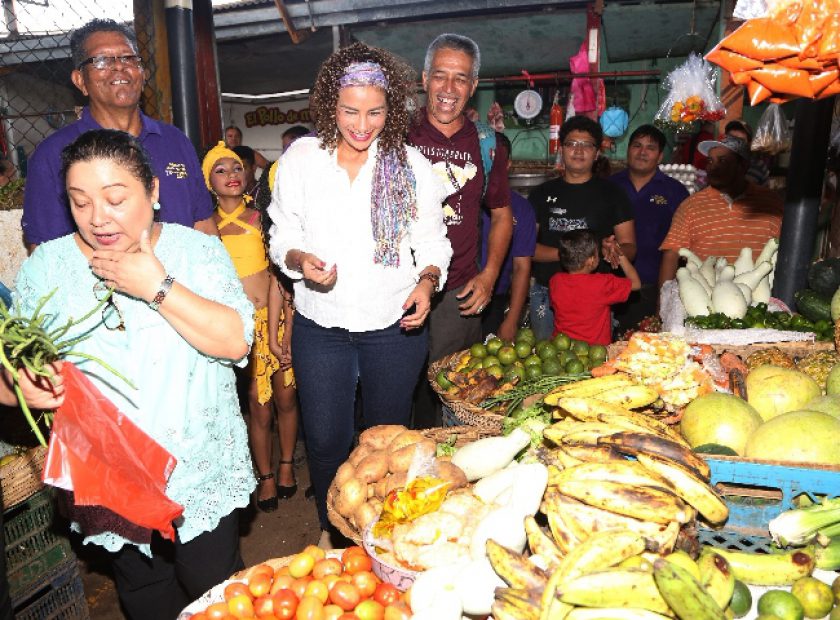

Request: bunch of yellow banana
left=543, top=372, right=660, bottom=409
left=489, top=535, right=749, bottom=620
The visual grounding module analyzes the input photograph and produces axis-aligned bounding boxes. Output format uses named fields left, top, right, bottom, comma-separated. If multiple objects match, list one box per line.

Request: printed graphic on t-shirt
left=413, top=143, right=477, bottom=227
left=547, top=204, right=586, bottom=233
left=165, top=162, right=188, bottom=179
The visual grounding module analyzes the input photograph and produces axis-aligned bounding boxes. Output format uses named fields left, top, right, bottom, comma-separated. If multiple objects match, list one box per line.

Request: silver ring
left=478, top=305, right=485, bottom=312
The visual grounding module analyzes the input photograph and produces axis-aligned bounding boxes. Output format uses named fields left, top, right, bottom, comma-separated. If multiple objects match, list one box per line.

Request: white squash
left=714, top=257, right=729, bottom=281
left=733, top=261, right=773, bottom=292
left=472, top=466, right=518, bottom=505
left=410, top=565, right=463, bottom=619
left=718, top=265, right=736, bottom=282
left=678, top=248, right=703, bottom=268
left=469, top=506, right=527, bottom=560
left=699, top=255, right=717, bottom=287
left=755, top=237, right=780, bottom=266
left=451, top=429, right=530, bottom=481
left=686, top=263, right=712, bottom=295
left=711, top=281, right=748, bottom=319
left=456, top=558, right=506, bottom=616
left=734, top=247, right=754, bottom=276
left=676, top=268, right=712, bottom=317
left=506, top=463, right=549, bottom=517
left=736, top=283, right=753, bottom=305
left=753, top=276, right=772, bottom=305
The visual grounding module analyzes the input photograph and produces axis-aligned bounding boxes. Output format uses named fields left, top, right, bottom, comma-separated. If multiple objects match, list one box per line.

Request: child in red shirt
left=549, top=229, right=641, bottom=345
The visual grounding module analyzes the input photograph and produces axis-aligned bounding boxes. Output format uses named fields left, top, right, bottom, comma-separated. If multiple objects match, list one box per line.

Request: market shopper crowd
left=0, top=16, right=788, bottom=620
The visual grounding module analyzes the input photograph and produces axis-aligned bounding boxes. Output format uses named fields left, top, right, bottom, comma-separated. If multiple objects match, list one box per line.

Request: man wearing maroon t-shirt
left=409, top=33, right=513, bottom=428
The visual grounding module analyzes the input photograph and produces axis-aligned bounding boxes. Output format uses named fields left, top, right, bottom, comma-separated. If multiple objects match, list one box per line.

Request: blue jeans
left=292, top=313, right=428, bottom=530
left=529, top=281, right=555, bottom=342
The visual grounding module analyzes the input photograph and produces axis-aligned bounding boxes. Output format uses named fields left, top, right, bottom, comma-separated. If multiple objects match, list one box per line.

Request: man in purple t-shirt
left=409, top=33, right=513, bottom=428
left=610, top=124, right=688, bottom=331
left=22, top=18, right=216, bottom=248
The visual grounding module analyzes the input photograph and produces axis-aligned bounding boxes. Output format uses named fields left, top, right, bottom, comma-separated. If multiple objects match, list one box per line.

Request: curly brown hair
left=309, top=42, right=416, bottom=160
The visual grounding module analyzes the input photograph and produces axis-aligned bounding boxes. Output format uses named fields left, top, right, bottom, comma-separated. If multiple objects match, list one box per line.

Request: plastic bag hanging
left=600, top=106, right=629, bottom=138
left=752, top=103, right=792, bottom=154
left=654, top=54, right=725, bottom=133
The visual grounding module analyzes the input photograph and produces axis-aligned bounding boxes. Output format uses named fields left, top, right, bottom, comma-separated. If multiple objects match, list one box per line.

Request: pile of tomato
left=189, top=545, right=412, bottom=620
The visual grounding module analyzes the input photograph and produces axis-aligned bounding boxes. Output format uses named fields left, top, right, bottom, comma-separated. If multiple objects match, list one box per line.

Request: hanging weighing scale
left=513, top=88, right=543, bottom=121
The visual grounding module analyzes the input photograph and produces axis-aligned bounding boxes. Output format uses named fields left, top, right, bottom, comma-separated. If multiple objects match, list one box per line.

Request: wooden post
left=193, top=0, right=222, bottom=149
left=134, top=0, right=172, bottom=124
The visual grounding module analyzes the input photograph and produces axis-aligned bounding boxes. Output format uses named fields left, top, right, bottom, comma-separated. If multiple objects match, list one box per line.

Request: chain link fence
left=0, top=0, right=166, bottom=177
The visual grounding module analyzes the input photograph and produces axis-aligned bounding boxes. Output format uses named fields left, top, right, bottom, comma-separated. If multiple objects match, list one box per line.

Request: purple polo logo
left=165, top=163, right=188, bottom=179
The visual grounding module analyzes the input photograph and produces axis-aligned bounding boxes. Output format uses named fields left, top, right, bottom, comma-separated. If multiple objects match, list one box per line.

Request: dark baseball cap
left=698, top=135, right=751, bottom=161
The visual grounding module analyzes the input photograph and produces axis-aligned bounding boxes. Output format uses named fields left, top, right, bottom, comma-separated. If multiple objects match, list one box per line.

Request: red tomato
left=340, top=547, right=366, bottom=566
left=254, top=595, right=275, bottom=618
left=372, top=584, right=399, bottom=608
left=382, top=602, right=411, bottom=620
left=295, top=595, right=324, bottom=620
left=351, top=572, right=377, bottom=599
left=354, top=600, right=384, bottom=620
left=251, top=564, right=276, bottom=580
left=271, top=574, right=295, bottom=595
left=337, top=614, right=359, bottom=620
left=228, top=593, right=256, bottom=618
left=323, top=604, right=344, bottom=620
left=191, top=613, right=210, bottom=620
left=289, top=553, right=316, bottom=579
left=250, top=573, right=273, bottom=598
left=225, top=582, right=253, bottom=602
left=292, top=576, right=313, bottom=600
left=276, top=566, right=292, bottom=578
left=302, top=544, right=327, bottom=562
left=342, top=554, right=372, bottom=576
left=322, top=575, right=341, bottom=592
left=329, top=582, right=361, bottom=611
left=272, top=589, right=299, bottom=620
left=303, top=580, right=329, bottom=604
left=206, top=601, right=233, bottom=619
left=312, top=558, right=343, bottom=580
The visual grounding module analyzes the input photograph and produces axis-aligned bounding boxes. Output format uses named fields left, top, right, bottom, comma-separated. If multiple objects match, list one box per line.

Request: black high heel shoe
left=276, top=459, right=297, bottom=500
left=255, top=472, right=278, bottom=512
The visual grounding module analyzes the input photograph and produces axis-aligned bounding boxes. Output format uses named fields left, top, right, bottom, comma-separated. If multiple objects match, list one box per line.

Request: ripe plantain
left=597, top=431, right=711, bottom=479
left=544, top=374, right=635, bottom=403
left=524, top=515, right=564, bottom=568
left=486, top=538, right=548, bottom=590
left=554, top=478, right=691, bottom=524
left=712, top=545, right=815, bottom=586
left=555, top=529, right=648, bottom=581
left=697, top=548, right=736, bottom=609
left=550, top=460, right=671, bottom=490
left=557, top=567, right=673, bottom=615
left=652, top=558, right=727, bottom=620
left=594, top=383, right=660, bottom=409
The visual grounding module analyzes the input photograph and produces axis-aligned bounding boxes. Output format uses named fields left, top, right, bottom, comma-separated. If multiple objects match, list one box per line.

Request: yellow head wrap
left=267, top=160, right=279, bottom=193
left=201, top=141, right=242, bottom=191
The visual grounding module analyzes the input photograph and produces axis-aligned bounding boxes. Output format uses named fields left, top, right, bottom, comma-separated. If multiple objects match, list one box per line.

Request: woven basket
left=608, top=339, right=834, bottom=361
left=0, top=446, right=46, bottom=508
left=427, top=350, right=504, bottom=434
left=327, top=425, right=494, bottom=545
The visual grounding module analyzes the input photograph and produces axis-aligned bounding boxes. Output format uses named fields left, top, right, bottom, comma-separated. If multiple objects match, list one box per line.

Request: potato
left=367, top=483, right=376, bottom=499
left=387, top=429, right=425, bottom=453
left=436, top=461, right=468, bottom=490
left=387, top=439, right=436, bottom=474
left=354, top=500, right=381, bottom=531
left=359, top=425, right=407, bottom=451
left=334, top=462, right=356, bottom=487
left=348, top=443, right=371, bottom=467
left=374, top=475, right=390, bottom=499
left=355, top=452, right=389, bottom=484
left=385, top=472, right=407, bottom=494
left=335, top=477, right=365, bottom=518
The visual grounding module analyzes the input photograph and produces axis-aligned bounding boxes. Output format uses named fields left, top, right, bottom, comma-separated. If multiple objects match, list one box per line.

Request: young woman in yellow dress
left=202, top=145, right=298, bottom=511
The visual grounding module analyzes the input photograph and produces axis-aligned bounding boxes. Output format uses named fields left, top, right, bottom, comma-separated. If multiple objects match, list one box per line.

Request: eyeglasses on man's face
left=93, top=280, right=126, bottom=332
left=78, top=54, right=143, bottom=71
left=562, top=140, right=597, bottom=151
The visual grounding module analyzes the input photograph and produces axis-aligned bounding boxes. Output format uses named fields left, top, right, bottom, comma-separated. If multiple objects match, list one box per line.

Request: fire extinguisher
left=549, top=92, right=564, bottom=155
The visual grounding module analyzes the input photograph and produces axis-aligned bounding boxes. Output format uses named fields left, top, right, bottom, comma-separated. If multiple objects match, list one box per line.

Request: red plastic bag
left=570, top=43, right=596, bottom=113
left=42, top=362, right=183, bottom=541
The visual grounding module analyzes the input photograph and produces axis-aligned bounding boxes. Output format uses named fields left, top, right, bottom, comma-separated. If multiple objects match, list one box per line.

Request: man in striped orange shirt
left=658, top=135, right=783, bottom=285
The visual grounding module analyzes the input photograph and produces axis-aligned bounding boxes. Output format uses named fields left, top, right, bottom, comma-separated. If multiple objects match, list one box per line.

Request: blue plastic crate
left=698, top=455, right=840, bottom=551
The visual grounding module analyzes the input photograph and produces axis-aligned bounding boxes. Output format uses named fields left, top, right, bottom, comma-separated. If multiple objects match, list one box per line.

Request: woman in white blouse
left=267, top=43, right=452, bottom=545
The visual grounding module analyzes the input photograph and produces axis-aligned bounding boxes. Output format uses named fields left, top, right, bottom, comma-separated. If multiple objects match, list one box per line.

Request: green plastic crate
left=13, top=558, right=89, bottom=620
left=4, top=488, right=75, bottom=602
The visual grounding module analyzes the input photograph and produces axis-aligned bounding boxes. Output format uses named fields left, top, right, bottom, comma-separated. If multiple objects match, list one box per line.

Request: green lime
left=564, top=358, right=585, bottom=375
left=524, top=354, right=542, bottom=368
left=486, top=337, right=504, bottom=356
left=514, top=340, right=534, bottom=359
left=757, top=590, right=804, bottom=620
left=516, top=327, right=536, bottom=345
left=756, top=616, right=784, bottom=620
left=481, top=355, right=501, bottom=368
left=497, top=346, right=517, bottom=366
left=435, top=370, right=454, bottom=390
left=558, top=351, right=577, bottom=365
left=536, top=342, right=558, bottom=361
left=467, top=356, right=484, bottom=369
left=504, top=366, right=525, bottom=383
left=542, top=358, right=563, bottom=376
left=552, top=333, right=571, bottom=351
left=730, top=580, right=752, bottom=618
left=485, top=365, right=504, bottom=380
left=588, top=344, right=608, bottom=361
left=470, top=342, right=488, bottom=358
left=525, top=364, right=543, bottom=381
left=570, top=340, right=590, bottom=356
left=791, top=577, right=834, bottom=618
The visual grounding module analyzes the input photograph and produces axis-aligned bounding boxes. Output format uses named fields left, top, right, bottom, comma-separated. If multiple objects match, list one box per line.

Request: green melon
left=803, top=394, right=840, bottom=419
left=680, top=392, right=763, bottom=456
left=746, top=365, right=821, bottom=421
left=744, top=410, right=840, bottom=466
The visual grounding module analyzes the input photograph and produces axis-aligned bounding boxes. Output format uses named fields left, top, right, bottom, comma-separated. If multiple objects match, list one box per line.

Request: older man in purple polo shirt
left=22, top=18, right=215, bottom=248
left=611, top=124, right=688, bottom=331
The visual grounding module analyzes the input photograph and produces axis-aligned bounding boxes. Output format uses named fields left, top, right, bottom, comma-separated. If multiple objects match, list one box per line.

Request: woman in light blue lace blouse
left=1, top=130, right=255, bottom=619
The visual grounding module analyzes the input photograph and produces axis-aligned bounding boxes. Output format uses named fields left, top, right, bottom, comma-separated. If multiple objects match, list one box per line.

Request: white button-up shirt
left=267, top=136, right=452, bottom=332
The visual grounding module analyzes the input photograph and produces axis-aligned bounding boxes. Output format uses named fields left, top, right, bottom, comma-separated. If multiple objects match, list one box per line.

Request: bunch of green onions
left=769, top=496, right=840, bottom=570
left=0, top=290, right=131, bottom=446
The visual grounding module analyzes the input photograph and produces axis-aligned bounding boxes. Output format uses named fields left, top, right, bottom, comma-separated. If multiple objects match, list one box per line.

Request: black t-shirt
left=531, top=176, right=634, bottom=286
